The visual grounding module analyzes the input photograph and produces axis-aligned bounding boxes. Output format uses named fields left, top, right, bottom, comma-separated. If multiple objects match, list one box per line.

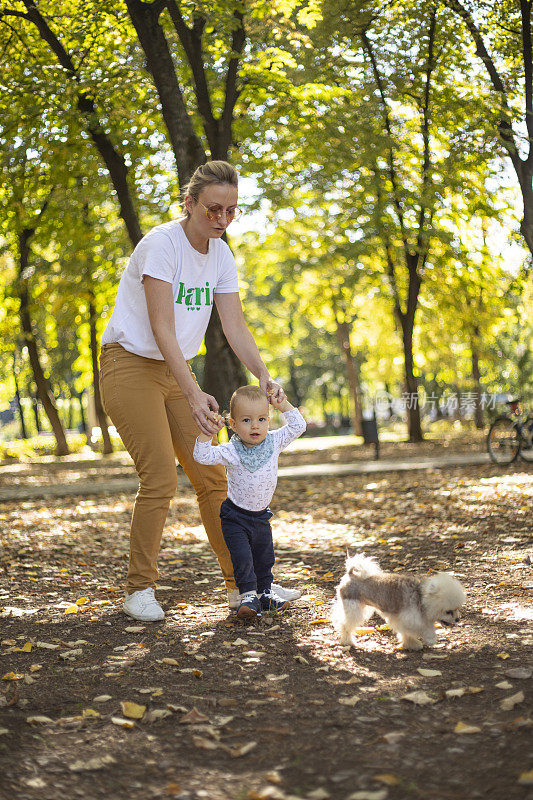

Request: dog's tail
left=345, top=553, right=382, bottom=578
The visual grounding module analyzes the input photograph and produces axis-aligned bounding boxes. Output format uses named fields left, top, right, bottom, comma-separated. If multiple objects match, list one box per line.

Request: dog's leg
left=331, top=598, right=367, bottom=645
left=398, top=633, right=423, bottom=651
left=421, top=625, right=437, bottom=646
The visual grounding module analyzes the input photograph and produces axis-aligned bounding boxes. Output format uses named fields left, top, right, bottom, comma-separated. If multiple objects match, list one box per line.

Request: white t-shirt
left=193, top=408, right=307, bottom=511
left=101, top=221, right=239, bottom=360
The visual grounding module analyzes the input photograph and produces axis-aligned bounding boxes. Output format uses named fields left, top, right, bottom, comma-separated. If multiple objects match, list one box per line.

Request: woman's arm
left=214, top=292, right=284, bottom=400
left=144, top=276, right=220, bottom=436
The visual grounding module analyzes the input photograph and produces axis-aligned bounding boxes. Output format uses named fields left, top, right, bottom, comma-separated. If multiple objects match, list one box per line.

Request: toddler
left=193, top=385, right=306, bottom=618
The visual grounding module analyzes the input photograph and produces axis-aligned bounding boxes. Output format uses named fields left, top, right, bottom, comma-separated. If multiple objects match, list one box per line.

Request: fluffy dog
left=331, top=554, right=465, bottom=650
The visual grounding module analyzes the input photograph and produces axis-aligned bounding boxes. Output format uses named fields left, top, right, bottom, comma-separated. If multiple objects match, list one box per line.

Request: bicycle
left=487, top=397, right=533, bottom=465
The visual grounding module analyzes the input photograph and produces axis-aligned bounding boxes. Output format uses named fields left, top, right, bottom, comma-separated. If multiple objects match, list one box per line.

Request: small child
left=193, top=385, right=306, bottom=619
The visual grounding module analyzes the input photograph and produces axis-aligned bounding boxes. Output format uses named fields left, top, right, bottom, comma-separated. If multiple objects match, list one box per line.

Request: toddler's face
left=230, top=398, right=269, bottom=446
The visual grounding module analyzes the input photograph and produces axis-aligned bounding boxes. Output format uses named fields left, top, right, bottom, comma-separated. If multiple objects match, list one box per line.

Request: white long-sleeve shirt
left=193, top=407, right=306, bottom=511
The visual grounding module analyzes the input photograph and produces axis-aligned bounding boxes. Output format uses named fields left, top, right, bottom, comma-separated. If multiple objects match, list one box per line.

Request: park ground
left=0, top=432, right=532, bottom=800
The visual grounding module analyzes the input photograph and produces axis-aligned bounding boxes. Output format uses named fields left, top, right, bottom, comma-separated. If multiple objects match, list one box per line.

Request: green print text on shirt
left=175, top=281, right=213, bottom=310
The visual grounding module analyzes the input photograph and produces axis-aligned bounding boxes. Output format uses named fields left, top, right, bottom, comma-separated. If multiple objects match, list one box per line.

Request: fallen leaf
left=111, top=716, right=135, bottom=729
left=496, top=652, right=510, bottom=660
left=230, top=741, right=257, bottom=757
left=505, top=668, right=532, bottom=680
left=445, top=688, right=466, bottom=698
left=75, top=597, right=90, bottom=606
left=401, top=691, right=435, bottom=705
left=69, top=755, right=116, bottom=772
left=192, top=735, right=219, bottom=750
left=310, top=618, right=330, bottom=625
left=454, top=721, right=481, bottom=734
left=64, top=605, right=79, bottom=614
left=125, top=626, right=145, bottom=633
left=0, top=728, right=9, bottom=735
left=93, top=695, right=112, bottom=703
left=13, top=643, right=32, bottom=653
left=247, top=787, right=287, bottom=800
left=26, top=715, right=54, bottom=724
left=82, top=708, right=101, bottom=718
left=518, top=770, right=533, bottom=786
left=120, top=701, right=146, bottom=720
left=382, top=732, right=405, bottom=745
left=59, top=648, right=82, bottom=660
left=500, top=691, right=524, bottom=711
left=346, top=791, right=388, bottom=800
left=417, top=668, right=442, bottom=677
left=232, top=638, right=248, bottom=646
left=2, top=672, right=23, bottom=681
left=373, top=774, right=400, bottom=786
left=495, top=681, right=513, bottom=690
left=180, top=708, right=210, bottom=724
left=307, top=789, right=331, bottom=799
left=164, top=784, right=183, bottom=796
left=339, top=695, right=360, bottom=706
left=36, top=642, right=59, bottom=650
left=144, top=709, right=172, bottom=722
left=266, top=674, right=289, bottom=682
left=29, top=664, right=42, bottom=673
left=161, top=658, right=179, bottom=666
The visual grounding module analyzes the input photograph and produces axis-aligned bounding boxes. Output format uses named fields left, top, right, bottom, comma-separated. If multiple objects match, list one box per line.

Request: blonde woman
left=99, top=161, right=300, bottom=621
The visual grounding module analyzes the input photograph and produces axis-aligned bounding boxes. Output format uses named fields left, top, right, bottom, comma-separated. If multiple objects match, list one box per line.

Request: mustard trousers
left=99, top=343, right=236, bottom=594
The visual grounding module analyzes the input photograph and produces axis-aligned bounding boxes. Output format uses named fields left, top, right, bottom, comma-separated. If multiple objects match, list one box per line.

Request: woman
left=99, top=160, right=300, bottom=622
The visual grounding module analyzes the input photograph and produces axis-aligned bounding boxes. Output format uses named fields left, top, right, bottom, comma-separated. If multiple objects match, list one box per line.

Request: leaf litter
left=0, top=458, right=531, bottom=798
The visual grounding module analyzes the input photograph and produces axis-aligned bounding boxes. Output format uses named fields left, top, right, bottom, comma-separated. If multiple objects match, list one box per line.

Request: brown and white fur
left=331, top=554, right=465, bottom=650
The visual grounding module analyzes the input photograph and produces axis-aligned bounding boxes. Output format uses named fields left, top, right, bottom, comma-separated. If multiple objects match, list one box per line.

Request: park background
left=0, top=4, right=532, bottom=800
left=0, top=0, right=531, bottom=458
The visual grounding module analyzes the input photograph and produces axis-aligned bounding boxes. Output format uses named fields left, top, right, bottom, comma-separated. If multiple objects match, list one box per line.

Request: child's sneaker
left=237, top=592, right=261, bottom=619
left=259, top=588, right=290, bottom=613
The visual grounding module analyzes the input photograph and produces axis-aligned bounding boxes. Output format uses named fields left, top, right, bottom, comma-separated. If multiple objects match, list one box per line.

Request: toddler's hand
left=266, top=380, right=286, bottom=407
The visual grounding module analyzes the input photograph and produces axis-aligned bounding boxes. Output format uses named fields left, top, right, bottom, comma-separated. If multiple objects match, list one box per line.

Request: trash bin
left=361, top=414, right=380, bottom=460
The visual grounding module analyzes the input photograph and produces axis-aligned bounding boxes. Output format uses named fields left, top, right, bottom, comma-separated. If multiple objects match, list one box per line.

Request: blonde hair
left=230, top=385, right=268, bottom=417
left=182, top=161, right=238, bottom=217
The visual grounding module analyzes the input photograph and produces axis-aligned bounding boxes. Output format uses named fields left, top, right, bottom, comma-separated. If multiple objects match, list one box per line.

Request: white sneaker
left=227, top=588, right=241, bottom=610
left=123, top=587, right=164, bottom=622
left=271, top=583, right=301, bottom=601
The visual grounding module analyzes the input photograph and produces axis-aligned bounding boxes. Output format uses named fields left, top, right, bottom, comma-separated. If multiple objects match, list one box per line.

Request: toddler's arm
left=193, top=415, right=238, bottom=466
left=269, top=393, right=306, bottom=451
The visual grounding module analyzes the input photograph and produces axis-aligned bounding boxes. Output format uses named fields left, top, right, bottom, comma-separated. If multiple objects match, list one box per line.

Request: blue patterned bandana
left=232, top=433, right=274, bottom=472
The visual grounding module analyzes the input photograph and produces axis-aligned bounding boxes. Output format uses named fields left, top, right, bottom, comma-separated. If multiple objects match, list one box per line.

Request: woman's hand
left=261, top=376, right=286, bottom=405
left=188, top=389, right=221, bottom=436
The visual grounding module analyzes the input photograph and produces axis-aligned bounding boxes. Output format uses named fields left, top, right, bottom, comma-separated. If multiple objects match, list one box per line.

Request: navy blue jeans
left=220, top=498, right=275, bottom=594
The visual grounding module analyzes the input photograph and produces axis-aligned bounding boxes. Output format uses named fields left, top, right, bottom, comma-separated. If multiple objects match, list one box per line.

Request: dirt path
left=0, top=461, right=532, bottom=800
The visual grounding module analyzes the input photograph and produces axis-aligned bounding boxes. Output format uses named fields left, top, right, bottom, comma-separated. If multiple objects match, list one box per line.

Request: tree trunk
left=203, top=305, right=246, bottom=414
left=125, top=0, right=206, bottom=184
left=335, top=319, right=363, bottom=436
left=12, top=354, right=28, bottom=439
left=28, top=384, right=41, bottom=433
left=20, top=0, right=143, bottom=247
left=398, top=309, right=424, bottom=442
left=77, top=389, right=88, bottom=435
left=18, top=230, right=69, bottom=456
left=471, top=336, right=484, bottom=429
left=89, top=298, right=113, bottom=454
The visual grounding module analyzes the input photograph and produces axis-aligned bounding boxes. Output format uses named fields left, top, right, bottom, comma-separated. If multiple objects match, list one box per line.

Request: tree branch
left=520, top=0, right=533, bottom=156
left=445, top=0, right=522, bottom=173
left=220, top=8, right=246, bottom=156
left=416, top=6, right=437, bottom=260
left=361, top=29, right=411, bottom=257
left=165, top=0, right=218, bottom=151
